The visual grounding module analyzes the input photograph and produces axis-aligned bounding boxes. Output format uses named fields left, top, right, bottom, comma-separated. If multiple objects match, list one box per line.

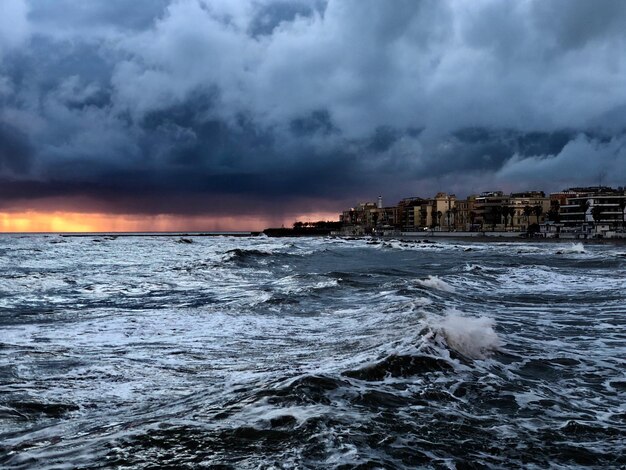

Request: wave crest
left=224, top=248, right=274, bottom=262
left=417, top=275, right=455, bottom=293
left=426, top=311, right=502, bottom=360
left=564, top=243, right=586, bottom=254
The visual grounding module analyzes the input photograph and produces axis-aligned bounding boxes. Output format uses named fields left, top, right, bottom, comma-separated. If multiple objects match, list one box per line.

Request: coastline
left=341, top=233, right=626, bottom=246
left=395, top=236, right=626, bottom=246
left=2, top=230, right=625, bottom=246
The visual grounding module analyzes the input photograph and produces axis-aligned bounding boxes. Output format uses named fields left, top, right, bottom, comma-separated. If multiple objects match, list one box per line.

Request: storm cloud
left=1, top=0, right=625, bottom=218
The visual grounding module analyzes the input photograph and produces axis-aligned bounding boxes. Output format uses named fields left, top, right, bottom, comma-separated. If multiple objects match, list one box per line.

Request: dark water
left=1, top=235, right=625, bottom=469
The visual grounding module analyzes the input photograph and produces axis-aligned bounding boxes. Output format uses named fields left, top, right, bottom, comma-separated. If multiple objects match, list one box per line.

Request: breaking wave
left=424, top=311, right=502, bottom=360
left=563, top=242, right=586, bottom=254
left=416, top=275, right=456, bottom=293
left=224, top=248, right=275, bottom=260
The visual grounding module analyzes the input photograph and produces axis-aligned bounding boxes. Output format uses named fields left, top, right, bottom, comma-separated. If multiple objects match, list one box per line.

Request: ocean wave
left=342, top=354, right=453, bottom=381
left=422, top=311, right=502, bottom=360
left=0, top=401, right=79, bottom=421
left=380, top=239, right=444, bottom=251
left=557, top=242, right=586, bottom=254
left=224, top=248, right=275, bottom=260
left=497, top=265, right=623, bottom=294
left=416, top=275, right=455, bottom=293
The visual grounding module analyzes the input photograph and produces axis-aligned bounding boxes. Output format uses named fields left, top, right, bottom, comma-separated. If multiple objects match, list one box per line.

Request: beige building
left=398, top=193, right=457, bottom=231
left=455, top=196, right=477, bottom=230
left=474, top=191, right=549, bottom=231
left=509, top=191, right=551, bottom=230
left=431, top=192, right=457, bottom=230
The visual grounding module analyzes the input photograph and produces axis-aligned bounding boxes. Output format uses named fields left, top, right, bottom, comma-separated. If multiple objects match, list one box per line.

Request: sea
left=0, top=234, right=625, bottom=469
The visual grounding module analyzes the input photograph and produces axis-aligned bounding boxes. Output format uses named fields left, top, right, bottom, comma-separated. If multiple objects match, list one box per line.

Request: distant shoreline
left=1, top=231, right=625, bottom=246
left=383, top=235, right=626, bottom=246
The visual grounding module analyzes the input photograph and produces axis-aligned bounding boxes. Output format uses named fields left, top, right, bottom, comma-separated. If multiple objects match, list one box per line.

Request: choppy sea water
left=1, top=235, right=625, bottom=469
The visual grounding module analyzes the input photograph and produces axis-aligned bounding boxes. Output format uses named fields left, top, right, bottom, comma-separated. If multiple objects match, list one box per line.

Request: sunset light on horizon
left=0, top=211, right=341, bottom=233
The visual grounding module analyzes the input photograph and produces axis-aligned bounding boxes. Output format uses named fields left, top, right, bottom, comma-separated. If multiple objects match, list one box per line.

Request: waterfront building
left=474, top=191, right=508, bottom=230
left=455, top=196, right=477, bottom=231
left=508, top=191, right=550, bottom=231
left=550, top=190, right=579, bottom=207
left=340, top=202, right=379, bottom=235
left=472, top=191, right=549, bottom=231
left=337, top=186, right=625, bottom=238
left=396, top=197, right=426, bottom=231
left=379, top=206, right=400, bottom=230
left=432, top=193, right=457, bottom=230
left=560, top=187, right=626, bottom=236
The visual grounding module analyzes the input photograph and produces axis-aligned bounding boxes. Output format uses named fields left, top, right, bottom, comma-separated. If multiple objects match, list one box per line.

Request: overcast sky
left=1, top=0, right=625, bottom=223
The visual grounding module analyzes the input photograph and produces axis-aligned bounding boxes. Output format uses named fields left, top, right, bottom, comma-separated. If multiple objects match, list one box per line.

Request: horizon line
left=0, top=230, right=263, bottom=235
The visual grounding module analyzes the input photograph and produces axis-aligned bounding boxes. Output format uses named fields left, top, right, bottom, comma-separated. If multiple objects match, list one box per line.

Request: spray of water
left=417, top=275, right=455, bottom=293
left=428, top=310, right=502, bottom=359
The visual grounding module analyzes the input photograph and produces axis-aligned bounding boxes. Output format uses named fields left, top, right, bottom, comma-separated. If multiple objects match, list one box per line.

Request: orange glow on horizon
left=0, top=210, right=340, bottom=233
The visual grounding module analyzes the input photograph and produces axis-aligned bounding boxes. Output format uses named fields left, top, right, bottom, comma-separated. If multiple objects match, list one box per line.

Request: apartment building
left=455, top=196, right=477, bottom=231
left=396, top=197, right=426, bottom=231
left=509, top=191, right=551, bottom=230
left=560, top=187, right=626, bottom=235
left=432, top=193, right=457, bottom=230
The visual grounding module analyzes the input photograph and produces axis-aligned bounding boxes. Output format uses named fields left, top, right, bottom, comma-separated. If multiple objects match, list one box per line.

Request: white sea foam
left=463, top=263, right=495, bottom=273
left=497, top=264, right=621, bottom=293
left=417, top=275, right=455, bottom=293
left=273, top=275, right=339, bottom=295
left=427, top=310, right=502, bottom=359
left=563, top=242, right=586, bottom=254
left=409, top=296, right=433, bottom=308
left=463, top=263, right=482, bottom=271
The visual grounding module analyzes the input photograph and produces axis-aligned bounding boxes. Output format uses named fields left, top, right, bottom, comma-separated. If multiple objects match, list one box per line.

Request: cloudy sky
left=1, top=0, right=625, bottom=230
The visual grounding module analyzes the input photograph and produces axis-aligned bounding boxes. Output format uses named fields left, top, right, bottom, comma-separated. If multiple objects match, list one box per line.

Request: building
left=379, top=206, right=400, bottom=230
left=396, top=197, right=426, bottom=231
left=340, top=202, right=380, bottom=235
left=508, top=191, right=550, bottom=231
left=431, top=193, right=457, bottom=230
left=560, top=187, right=626, bottom=236
left=455, top=195, right=477, bottom=231
left=474, top=191, right=509, bottom=230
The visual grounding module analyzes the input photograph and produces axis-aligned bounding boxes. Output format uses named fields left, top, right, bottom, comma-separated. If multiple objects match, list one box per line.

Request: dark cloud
left=249, top=1, right=325, bottom=37
left=530, top=0, right=626, bottom=50
left=0, top=122, right=33, bottom=174
left=290, top=110, right=337, bottom=137
left=28, top=0, right=171, bottom=34
left=0, top=0, right=625, bottom=218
